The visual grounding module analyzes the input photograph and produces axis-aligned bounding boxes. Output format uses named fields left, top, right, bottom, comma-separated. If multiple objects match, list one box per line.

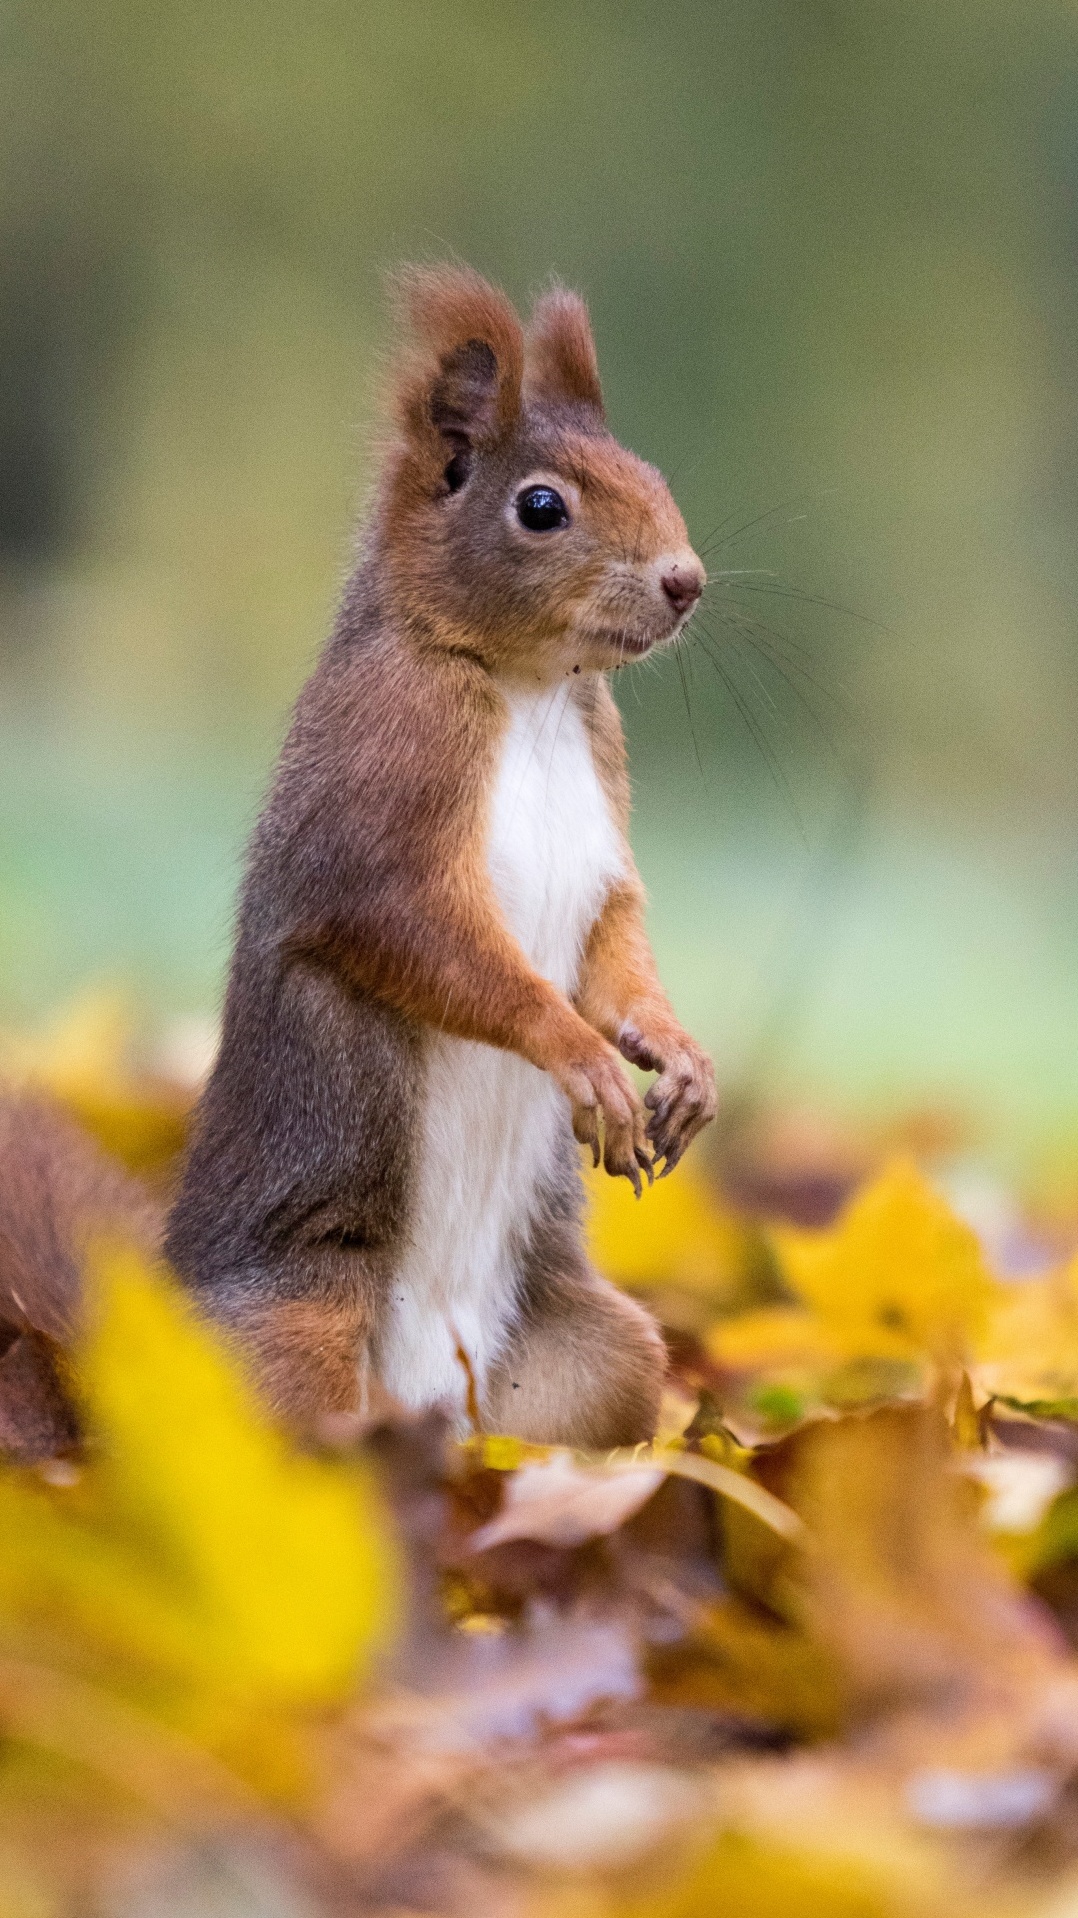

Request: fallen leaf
left=617, top=1825, right=899, bottom=1918
left=0, top=1245, right=398, bottom=1789
left=465, top=1445, right=804, bottom=1556
left=977, top=1255, right=1078, bottom=1416
left=0, top=989, right=190, bottom=1173
left=774, top=1160, right=999, bottom=1366
left=786, top=1406, right=1058, bottom=1718
left=363, top=1614, right=644, bottom=1753
left=957, top=1453, right=1072, bottom=1536
left=586, top=1157, right=760, bottom=1309
left=480, top=1761, right=704, bottom=1871
left=467, top=1454, right=665, bottom=1552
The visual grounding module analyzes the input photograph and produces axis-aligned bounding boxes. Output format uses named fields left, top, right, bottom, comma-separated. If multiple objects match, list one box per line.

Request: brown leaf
left=466, top=1455, right=666, bottom=1552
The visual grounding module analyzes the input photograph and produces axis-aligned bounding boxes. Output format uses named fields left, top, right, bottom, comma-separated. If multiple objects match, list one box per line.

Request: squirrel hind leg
left=483, top=1248, right=667, bottom=1451
left=206, top=1287, right=373, bottom=1432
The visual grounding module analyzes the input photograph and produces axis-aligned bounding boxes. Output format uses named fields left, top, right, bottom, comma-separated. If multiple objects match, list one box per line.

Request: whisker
left=699, top=599, right=868, bottom=787
left=702, top=590, right=813, bottom=655
left=673, top=642, right=706, bottom=780
left=696, top=491, right=820, bottom=558
left=692, top=631, right=808, bottom=841
left=709, top=579, right=886, bottom=630
left=738, top=638, right=849, bottom=768
left=663, top=443, right=710, bottom=489
left=693, top=606, right=851, bottom=766
left=731, top=643, right=783, bottom=722
left=701, top=602, right=852, bottom=712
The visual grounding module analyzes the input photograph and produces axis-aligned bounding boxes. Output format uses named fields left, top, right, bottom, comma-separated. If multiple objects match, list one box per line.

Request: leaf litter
left=9, top=1002, right=1078, bottom=1910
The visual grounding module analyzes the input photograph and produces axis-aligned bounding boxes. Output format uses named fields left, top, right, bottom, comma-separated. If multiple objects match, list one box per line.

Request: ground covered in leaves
left=7, top=995, right=1078, bottom=1914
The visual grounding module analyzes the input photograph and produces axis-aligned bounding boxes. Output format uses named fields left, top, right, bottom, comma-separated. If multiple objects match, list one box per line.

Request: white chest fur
left=374, top=680, right=624, bottom=1418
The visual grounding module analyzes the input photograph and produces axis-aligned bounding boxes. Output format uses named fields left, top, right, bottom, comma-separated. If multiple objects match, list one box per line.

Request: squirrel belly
left=373, top=679, right=625, bottom=1421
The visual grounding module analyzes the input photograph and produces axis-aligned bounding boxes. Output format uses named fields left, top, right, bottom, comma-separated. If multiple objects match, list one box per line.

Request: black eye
left=444, top=451, right=470, bottom=493
left=516, top=484, right=569, bottom=532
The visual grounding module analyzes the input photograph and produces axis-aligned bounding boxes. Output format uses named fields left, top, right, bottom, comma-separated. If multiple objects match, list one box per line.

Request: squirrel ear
left=525, top=287, right=604, bottom=417
left=390, top=265, right=524, bottom=453
left=428, top=339, right=503, bottom=449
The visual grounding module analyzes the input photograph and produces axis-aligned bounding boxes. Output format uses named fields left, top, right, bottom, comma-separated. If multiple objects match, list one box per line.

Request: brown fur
left=228, top=1296, right=372, bottom=1422
left=483, top=1177, right=667, bottom=1448
left=165, top=265, right=716, bottom=1439
left=571, top=675, right=716, bottom=1170
left=0, top=1091, right=162, bottom=1457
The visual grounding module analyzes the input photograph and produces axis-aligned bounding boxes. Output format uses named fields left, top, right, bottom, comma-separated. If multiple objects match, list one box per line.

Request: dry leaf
left=481, top=1761, right=704, bottom=1871
left=0, top=989, right=190, bottom=1172
left=586, top=1157, right=758, bottom=1308
left=617, top=1826, right=900, bottom=1918
left=467, top=1453, right=666, bottom=1552
left=0, top=1246, right=398, bottom=1790
left=774, top=1160, right=999, bottom=1366
left=977, top=1255, right=1078, bottom=1416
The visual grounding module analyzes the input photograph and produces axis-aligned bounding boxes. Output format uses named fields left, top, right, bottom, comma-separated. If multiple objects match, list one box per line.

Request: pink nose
left=661, top=563, right=704, bottom=617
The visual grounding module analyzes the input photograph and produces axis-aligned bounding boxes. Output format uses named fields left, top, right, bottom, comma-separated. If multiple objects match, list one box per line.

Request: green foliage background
left=1, top=0, right=1076, bottom=1153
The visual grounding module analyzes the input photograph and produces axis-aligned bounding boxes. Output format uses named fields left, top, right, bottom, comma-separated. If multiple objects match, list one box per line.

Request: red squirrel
left=149, top=266, right=716, bottom=1448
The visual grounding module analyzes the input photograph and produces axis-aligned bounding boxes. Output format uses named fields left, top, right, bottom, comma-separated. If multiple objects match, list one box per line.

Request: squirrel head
left=375, top=265, right=704, bottom=679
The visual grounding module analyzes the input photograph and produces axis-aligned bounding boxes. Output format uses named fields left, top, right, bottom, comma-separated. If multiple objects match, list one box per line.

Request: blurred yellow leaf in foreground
left=618, top=1828, right=895, bottom=1918
left=0, top=1247, right=397, bottom=1785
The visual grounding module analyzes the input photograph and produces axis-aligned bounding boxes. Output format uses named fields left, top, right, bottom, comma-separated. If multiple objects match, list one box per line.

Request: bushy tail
left=0, top=1091, right=162, bottom=1459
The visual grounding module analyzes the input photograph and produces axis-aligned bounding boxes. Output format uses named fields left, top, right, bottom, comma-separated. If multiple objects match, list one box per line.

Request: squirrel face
left=377, top=268, right=705, bottom=680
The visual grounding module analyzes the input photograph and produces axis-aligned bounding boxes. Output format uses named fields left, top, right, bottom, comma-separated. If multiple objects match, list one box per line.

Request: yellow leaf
left=708, top=1306, right=844, bottom=1373
left=0, top=988, right=189, bottom=1171
left=585, top=1156, right=755, bottom=1303
left=976, top=1253, right=1078, bottom=1415
left=0, top=1248, right=398, bottom=1739
left=86, top=1247, right=397, bottom=1699
left=619, top=1828, right=893, bottom=1918
left=706, top=1307, right=924, bottom=1435
left=773, top=1160, right=998, bottom=1364
left=705, top=1303, right=838, bottom=1431
left=0, top=987, right=135, bottom=1095
left=951, top=1370, right=982, bottom=1449
left=473, top=1434, right=552, bottom=1472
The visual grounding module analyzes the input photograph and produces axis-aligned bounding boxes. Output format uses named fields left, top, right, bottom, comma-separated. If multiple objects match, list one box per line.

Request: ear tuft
left=525, top=286, right=604, bottom=416
left=389, top=265, right=524, bottom=452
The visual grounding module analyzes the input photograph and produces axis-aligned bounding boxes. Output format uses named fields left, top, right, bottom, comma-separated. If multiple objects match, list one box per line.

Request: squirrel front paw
left=557, top=1044, right=654, bottom=1196
left=620, top=1024, right=718, bottom=1176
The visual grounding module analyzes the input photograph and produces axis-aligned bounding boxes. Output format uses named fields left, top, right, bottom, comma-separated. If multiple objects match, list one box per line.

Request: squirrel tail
left=0, top=1090, right=163, bottom=1460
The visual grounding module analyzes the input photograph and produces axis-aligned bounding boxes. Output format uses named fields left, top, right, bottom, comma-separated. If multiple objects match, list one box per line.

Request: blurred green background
left=1, top=0, right=1077, bottom=1166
